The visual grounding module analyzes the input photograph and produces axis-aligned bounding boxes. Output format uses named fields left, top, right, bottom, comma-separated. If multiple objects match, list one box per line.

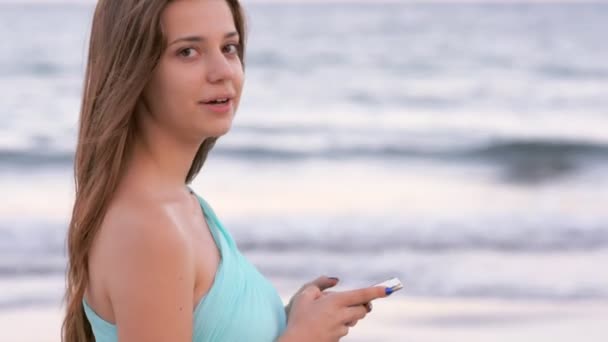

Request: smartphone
left=372, top=277, right=403, bottom=293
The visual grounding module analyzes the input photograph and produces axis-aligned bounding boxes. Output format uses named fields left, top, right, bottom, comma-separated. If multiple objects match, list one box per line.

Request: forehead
left=161, top=0, right=236, bottom=40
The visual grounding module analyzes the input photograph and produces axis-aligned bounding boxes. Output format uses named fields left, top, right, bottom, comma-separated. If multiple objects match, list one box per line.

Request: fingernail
left=385, top=287, right=393, bottom=296
left=328, top=277, right=339, bottom=282
left=366, top=303, right=373, bottom=312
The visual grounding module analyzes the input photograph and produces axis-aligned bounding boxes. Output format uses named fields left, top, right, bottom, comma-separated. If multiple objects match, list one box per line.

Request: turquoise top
left=83, top=192, right=287, bottom=341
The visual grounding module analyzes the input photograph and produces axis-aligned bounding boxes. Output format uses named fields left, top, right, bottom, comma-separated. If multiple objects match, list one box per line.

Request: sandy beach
left=1, top=295, right=607, bottom=342
left=346, top=296, right=608, bottom=342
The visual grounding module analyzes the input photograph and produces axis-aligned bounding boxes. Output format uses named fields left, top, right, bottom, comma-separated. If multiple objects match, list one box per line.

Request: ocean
left=1, top=1, right=607, bottom=316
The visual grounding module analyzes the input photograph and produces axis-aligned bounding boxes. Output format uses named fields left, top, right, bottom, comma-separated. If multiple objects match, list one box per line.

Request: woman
left=62, top=0, right=391, bottom=341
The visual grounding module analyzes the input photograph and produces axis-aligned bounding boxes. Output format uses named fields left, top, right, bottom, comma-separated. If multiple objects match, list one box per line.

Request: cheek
left=150, top=65, right=200, bottom=111
left=160, top=64, right=196, bottom=96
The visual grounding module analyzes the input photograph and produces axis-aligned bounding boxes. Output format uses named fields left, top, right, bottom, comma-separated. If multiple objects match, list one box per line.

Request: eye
left=223, top=43, right=240, bottom=55
left=178, top=47, right=198, bottom=58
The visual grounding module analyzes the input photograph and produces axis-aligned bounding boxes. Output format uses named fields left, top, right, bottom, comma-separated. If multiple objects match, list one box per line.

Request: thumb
left=310, top=275, right=340, bottom=291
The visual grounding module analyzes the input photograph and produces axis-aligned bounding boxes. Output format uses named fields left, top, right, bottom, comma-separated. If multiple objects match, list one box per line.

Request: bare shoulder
left=100, top=196, right=191, bottom=262
left=95, top=195, right=195, bottom=341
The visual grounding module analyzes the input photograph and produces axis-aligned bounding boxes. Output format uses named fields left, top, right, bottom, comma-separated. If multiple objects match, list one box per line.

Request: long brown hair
left=62, top=1, right=247, bottom=340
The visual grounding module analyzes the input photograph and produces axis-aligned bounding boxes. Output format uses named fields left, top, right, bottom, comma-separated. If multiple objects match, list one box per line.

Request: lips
left=203, top=98, right=230, bottom=104
left=200, top=94, right=235, bottom=104
left=199, top=98, right=233, bottom=114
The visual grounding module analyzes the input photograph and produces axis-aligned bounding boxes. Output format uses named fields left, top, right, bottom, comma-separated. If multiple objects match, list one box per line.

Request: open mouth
left=204, top=98, right=230, bottom=104
left=199, top=98, right=233, bottom=113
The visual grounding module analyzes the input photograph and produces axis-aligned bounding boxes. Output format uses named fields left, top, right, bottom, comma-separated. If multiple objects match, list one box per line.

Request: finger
left=298, top=284, right=323, bottom=301
left=341, top=305, right=368, bottom=325
left=357, top=302, right=373, bottom=313
left=335, top=286, right=388, bottom=307
left=310, top=275, right=340, bottom=291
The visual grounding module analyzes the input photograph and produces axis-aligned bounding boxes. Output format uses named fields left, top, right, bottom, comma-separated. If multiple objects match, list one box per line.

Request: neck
left=123, top=116, right=205, bottom=195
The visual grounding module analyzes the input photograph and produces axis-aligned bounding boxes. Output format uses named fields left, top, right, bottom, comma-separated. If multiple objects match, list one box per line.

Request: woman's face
left=140, top=0, right=244, bottom=141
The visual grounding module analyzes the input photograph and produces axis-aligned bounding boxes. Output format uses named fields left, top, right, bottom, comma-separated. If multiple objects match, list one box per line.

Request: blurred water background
left=0, top=1, right=607, bottom=340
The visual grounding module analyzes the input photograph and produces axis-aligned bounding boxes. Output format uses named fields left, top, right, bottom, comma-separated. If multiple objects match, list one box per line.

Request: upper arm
left=103, top=211, right=195, bottom=342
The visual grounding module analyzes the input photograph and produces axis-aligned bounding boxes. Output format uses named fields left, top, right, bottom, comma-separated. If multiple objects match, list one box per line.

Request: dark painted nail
left=328, top=277, right=339, bottom=281
left=385, top=287, right=393, bottom=296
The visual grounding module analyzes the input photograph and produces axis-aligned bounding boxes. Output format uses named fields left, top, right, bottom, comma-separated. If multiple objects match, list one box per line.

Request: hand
left=283, top=284, right=388, bottom=342
left=319, top=292, right=373, bottom=327
left=285, top=275, right=339, bottom=317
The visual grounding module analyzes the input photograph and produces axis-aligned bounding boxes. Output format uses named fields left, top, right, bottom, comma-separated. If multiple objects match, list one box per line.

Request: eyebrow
left=169, top=32, right=239, bottom=46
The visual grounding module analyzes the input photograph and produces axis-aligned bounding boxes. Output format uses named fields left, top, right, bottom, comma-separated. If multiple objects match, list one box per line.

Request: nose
left=206, top=51, right=235, bottom=84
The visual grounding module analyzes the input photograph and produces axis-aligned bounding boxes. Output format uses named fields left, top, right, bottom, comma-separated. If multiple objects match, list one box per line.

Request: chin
left=191, top=109, right=235, bottom=138
left=202, top=120, right=233, bottom=138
